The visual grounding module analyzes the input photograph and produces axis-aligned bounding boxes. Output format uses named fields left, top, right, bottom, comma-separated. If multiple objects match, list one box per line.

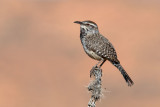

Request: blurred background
left=0, top=0, right=160, bottom=107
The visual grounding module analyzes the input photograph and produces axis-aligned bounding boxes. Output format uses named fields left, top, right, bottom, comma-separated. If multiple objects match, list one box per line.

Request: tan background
left=0, top=0, right=160, bottom=107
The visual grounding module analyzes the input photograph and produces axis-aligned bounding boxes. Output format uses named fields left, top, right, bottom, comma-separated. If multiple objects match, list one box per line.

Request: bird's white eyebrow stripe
left=83, top=22, right=97, bottom=27
left=89, top=23, right=97, bottom=27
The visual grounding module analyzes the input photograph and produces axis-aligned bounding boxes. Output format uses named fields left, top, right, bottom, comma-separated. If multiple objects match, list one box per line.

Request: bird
left=74, top=20, right=134, bottom=86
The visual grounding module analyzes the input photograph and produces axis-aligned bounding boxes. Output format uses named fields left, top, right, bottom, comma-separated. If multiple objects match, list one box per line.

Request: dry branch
left=88, top=66, right=103, bottom=107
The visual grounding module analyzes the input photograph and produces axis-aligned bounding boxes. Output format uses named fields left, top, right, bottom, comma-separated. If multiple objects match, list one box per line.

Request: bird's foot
left=90, top=65, right=98, bottom=77
left=90, top=65, right=102, bottom=78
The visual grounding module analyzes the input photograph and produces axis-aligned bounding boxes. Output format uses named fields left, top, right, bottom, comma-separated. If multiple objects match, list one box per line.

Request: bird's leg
left=95, top=60, right=103, bottom=68
left=99, top=59, right=107, bottom=67
left=90, top=60, right=103, bottom=77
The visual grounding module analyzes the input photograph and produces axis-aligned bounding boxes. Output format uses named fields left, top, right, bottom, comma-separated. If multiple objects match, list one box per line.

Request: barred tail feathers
left=112, top=62, right=134, bottom=86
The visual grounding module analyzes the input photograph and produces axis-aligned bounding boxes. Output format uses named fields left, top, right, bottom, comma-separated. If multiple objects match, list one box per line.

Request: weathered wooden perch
left=88, top=66, right=103, bottom=107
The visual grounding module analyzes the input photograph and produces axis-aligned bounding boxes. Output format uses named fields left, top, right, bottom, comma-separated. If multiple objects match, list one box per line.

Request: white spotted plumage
left=74, top=20, right=134, bottom=86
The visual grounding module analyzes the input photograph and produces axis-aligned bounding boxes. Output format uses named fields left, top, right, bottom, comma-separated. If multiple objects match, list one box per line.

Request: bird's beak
left=74, top=21, right=83, bottom=24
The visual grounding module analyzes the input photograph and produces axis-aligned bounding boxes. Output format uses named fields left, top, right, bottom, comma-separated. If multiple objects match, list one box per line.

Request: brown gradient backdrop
left=0, top=0, right=160, bottom=107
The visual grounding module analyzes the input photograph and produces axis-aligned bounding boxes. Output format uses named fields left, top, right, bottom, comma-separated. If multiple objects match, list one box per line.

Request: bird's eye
left=86, top=24, right=94, bottom=28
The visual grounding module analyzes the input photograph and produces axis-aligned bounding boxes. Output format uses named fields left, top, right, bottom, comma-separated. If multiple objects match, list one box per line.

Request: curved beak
left=74, top=21, right=83, bottom=24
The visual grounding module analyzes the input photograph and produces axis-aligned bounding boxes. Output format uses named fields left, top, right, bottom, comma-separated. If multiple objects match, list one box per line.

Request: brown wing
left=86, top=34, right=120, bottom=63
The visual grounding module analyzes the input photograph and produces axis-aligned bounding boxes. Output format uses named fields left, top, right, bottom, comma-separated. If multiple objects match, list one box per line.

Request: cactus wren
left=74, top=20, right=134, bottom=86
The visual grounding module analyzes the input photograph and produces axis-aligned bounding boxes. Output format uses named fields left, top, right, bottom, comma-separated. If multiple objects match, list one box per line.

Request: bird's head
left=74, top=20, right=99, bottom=34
